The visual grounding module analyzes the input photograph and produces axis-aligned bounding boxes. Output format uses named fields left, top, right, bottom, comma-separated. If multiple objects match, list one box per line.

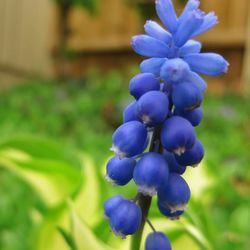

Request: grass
left=0, top=72, right=250, bottom=250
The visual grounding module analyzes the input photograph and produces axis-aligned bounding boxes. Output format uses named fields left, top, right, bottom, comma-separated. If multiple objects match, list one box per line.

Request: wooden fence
left=0, top=0, right=53, bottom=88
left=0, top=0, right=250, bottom=92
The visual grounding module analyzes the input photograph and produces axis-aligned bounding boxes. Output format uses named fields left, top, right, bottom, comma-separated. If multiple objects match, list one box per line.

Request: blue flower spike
left=105, top=0, right=228, bottom=248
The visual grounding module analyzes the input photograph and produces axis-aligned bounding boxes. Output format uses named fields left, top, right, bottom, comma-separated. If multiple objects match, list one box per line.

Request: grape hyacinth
left=104, top=0, right=228, bottom=249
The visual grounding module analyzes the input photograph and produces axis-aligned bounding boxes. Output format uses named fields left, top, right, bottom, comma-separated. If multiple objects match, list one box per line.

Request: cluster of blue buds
left=104, top=0, right=228, bottom=249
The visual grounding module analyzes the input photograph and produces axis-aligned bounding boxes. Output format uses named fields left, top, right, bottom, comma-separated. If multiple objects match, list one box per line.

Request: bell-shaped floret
left=106, top=156, right=136, bottom=185
left=174, top=107, right=203, bottom=127
left=123, top=101, right=139, bottom=123
left=111, top=121, right=148, bottom=158
left=160, top=58, right=191, bottom=83
left=158, top=173, right=191, bottom=212
left=133, top=152, right=169, bottom=196
left=109, top=199, right=142, bottom=238
left=175, top=139, right=204, bottom=167
left=172, top=81, right=203, bottom=111
left=161, top=116, right=196, bottom=155
left=145, top=231, right=172, bottom=250
left=140, top=58, right=167, bottom=77
left=104, top=195, right=124, bottom=218
left=163, top=150, right=186, bottom=175
left=136, top=91, right=169, bottom=126
left=129, top=73, right=160, bottom=100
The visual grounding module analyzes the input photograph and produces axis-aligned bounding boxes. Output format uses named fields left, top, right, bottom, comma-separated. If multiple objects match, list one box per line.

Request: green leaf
left=0, top=136, right=81, bottom=169
left=0, top=148, right=82, bottom=208
left=179, top=220, right=213, bottom=250
left=69, top=202, right=114, bottom=250
left=73, top=154, right=101, bottom=227
left=57, top=226, right=77, bottom=250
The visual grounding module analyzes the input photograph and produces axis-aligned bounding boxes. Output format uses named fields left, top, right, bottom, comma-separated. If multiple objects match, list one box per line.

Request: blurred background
left=0, top=0, right=250, bottom=250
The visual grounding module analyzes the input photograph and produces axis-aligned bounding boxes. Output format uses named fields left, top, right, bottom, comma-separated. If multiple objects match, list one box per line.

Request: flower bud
left=174, top=107, right=203, bottom=126
left=145, top=231, right=172, bottom=250
left=140, top=58, right=167, bottom=77
left=144, top=20, right=172, bottom=44
left=161, top=116, right=196, bottom=155
left=109, top=199, right=142, bottom=238
left=123, top=101, right=139, bottom=123
left=158, top=173, right=191, bottom=212
left=163, top=150, right=186, bottom=174
left=136, top=91, right=169, bottom=126
left=111, top=121, right=148, bottom=158
left=184, top=52, right=229, bottom=76
left=160, top=58, right=191, bottom=83
left=129, top=73, right=160, bottom=100
left=175, top=139, right=204, bottom=167
left=106, top=156, right=136, bottom=185
left=131, top=35, right=170, bottom=57
left=104, top=195, right=124, bottom=219
left=133, top=152, right=169, bottom=196
left=172, top=81, right=203, bottom=111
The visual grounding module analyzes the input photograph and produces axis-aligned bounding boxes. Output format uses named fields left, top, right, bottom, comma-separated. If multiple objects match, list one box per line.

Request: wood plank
left=242, top=0, right=250, bottom=92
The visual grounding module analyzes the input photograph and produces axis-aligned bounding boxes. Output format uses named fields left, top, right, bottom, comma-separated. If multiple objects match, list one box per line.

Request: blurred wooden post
left=242, top=0, right=250, bottom=94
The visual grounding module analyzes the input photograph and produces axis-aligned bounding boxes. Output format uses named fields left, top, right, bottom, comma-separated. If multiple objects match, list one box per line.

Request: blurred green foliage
left=0, top=71, right=250, bottom=250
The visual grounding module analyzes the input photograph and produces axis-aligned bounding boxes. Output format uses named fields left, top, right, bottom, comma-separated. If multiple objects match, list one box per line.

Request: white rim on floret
left=141, top=114, right=151, bottom=125
left=173, top=146, right=186, bottom=156
left=112, top=228, right=126, bottom=239
left=138, top=185, right=157, bottom=197
left=105, top=175, right=118, bottom=186
left=110, top=145, right=126, bottom=159
left=167, top=203, right=188, bottom=213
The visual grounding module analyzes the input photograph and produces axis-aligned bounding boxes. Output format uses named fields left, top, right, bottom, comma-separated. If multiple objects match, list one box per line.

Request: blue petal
left=131, top=35, right=170, bottom=57
left=140, top=58, right=167, bottom=76
left=178, top=0, right=200, bottom=24
left=155, top=0, right=178, bottom=33
left=184, top=53, right=229, bottom=76
left=174, top=10, right=203, bottom=47
left=192, top=12, right=218, bottom=36
left=144, top=20, right=172, bottom=44
left=186, top=71, right=207, bottom=93
left=179, top=40, right=202, bottom=56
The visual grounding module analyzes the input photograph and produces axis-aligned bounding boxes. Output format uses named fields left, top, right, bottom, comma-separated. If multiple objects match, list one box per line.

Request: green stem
left=131, top=194, right=152, bottom=250
left=130, top=127, right=161, bottom=250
